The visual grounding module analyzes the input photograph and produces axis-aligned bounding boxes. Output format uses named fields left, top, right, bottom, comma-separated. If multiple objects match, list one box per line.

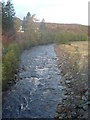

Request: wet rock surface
left=2, top=44, right=64, bottom=118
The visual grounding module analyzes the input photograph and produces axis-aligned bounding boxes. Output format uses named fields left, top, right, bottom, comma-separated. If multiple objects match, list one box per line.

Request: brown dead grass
left=55, top=41, right=88, bottom=72
left=57, top=41, right=88, bottom=57
left=55, top=41, right=88, bottom=92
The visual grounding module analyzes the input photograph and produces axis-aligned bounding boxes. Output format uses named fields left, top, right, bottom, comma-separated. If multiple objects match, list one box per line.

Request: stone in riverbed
left=71, top=92, right=74, bottom=95
left=62, top=86, right=67, bottom=90
left=63, top=95, right=68, bottom=100
left=22, top=65, right=26, bottom=71
left=64, top=91, right=69, bottom=95
left=82, top=104, right=88, bottom=111
left=56, top=107, right=62, bottom=113
left=70, top=75, right=73, bottom=80
left=58, top=64, right=62, bottom=68
left=60, top=76, right=66, bottom=82
left=58, top=116, right=62, bottom=119
left=71, top=111, right=77, bottom=118
left=53, top=57, right=58, bottom=60
left=78, top=109, right=84, bottom=116
left=47, top=75, right=52, bottom=79
left=65, top=80, right=71, bottom=84
left=8, top=81, right=12, bottom=84
left=20, top=77, right=23, bottom=80
left=82, top=95, right=87, bottom=101
left=54, top=113, right=59, bottom=119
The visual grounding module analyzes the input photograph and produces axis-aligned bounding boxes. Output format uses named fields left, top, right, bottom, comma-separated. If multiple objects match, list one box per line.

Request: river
left=2, top=44, right=64, bottom=118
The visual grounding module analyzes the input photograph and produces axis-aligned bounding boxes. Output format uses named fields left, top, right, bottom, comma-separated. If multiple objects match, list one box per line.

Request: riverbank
left=54, top=41, right=88, bottom=119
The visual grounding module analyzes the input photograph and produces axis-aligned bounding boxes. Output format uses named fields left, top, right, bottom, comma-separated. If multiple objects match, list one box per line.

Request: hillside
left=45, top=23, right=88, bottom=34
left=14, top=17, right=88, bottom=35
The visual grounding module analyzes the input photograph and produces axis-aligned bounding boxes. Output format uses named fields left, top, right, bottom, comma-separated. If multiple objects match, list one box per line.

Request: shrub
left=7, top=43, right=22, bottom=58
left=2, top=46, right=19, bottom=90
left=54, top=31, right=88, bottom=44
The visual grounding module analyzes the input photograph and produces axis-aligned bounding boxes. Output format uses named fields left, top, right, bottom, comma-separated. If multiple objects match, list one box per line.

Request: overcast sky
left=2, top=0, right=89, bottom=25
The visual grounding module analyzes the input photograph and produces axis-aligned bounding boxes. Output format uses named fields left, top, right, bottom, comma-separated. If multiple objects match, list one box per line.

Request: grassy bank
left=54, top=41, right=88, bottom=119
left=55, top=41, right=88, bottom=74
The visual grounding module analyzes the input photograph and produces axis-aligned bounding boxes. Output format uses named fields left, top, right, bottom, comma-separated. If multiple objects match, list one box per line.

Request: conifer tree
left=2, top=0, right=15, bottom=32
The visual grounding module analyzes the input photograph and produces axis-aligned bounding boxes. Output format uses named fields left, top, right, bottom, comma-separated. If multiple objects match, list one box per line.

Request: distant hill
left=44, top=23, right=88, bottom=34
left=14, top=17, right=88, bottom=34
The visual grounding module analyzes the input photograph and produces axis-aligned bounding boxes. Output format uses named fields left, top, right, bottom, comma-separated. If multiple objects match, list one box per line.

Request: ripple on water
left=35, top=67, right=49, bottom=76
left=43, top=89, right=50, bottom=97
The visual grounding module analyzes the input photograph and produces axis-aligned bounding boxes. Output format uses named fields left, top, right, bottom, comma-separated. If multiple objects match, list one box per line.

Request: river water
left=2, top=44, right=63, bottom=118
